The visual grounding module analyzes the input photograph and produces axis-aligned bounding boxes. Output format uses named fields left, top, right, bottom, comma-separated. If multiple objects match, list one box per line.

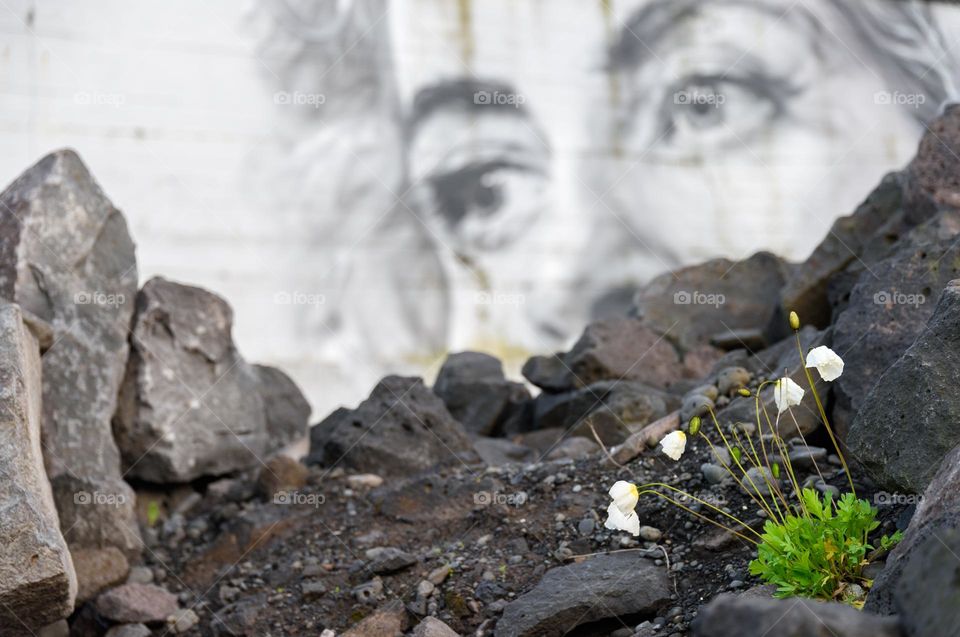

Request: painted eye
left=426, top=160, right=547, bottom=251
left=658, top=73, right=790, bottom=150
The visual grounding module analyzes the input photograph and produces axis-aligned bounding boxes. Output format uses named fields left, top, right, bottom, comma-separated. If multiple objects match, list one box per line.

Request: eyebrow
left=607, top=0, right=816, bottom=71
left=407, top=78, right=529, bottom=135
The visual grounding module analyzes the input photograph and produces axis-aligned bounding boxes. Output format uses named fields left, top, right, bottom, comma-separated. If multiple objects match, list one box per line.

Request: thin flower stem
left=637, top=486, right=761, bottom=544
left=728, top=423, right=790, bottom=521
left=764, top=398, right=808, bottom=517
left=704, top=408, right=783, bottom=522
left=793, top=331, right=856, bottom=497
left=784, top=408, right=828, bottom=487
left=697, top=430, right=784, bottom=524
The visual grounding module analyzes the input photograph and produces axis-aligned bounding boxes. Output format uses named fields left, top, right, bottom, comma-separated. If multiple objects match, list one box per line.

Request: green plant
left=749, top=488, right=902, bottom=604
left=602, top=311, right=903, bottom=606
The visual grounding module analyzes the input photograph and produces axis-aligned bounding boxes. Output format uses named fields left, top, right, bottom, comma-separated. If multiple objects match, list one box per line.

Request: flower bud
left=688, top=416, right=701, bottom=436
left=731, top=447, right=742, bottom=463
left=772, top=462, right=781, bottom=479
left=789, top=311, right=800, bottom=331
left=737, top=388, right=751, bottom=397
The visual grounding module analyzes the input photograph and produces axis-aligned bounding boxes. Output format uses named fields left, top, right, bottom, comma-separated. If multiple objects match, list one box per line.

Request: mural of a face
left=255, top=0, right=958, bottom=411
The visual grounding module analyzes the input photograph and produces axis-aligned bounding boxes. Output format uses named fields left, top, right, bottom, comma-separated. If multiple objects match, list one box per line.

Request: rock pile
left=3, top=106, right=960, bottom=635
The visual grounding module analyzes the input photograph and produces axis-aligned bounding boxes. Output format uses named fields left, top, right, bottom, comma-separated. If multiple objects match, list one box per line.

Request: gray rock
left=494, top=553, right=670, bottom=637
left=37, top=621, right=69, bottom=637
left=848, top=280, right=960, bottom=493
left=0, top=304, right=77, bottom=627
left=433, top=351, right=530, bottom=436
left=558, top=317, right=685, bottom=390
left=742, top=467, right=778, bottom=498
left=680, top=394, right=714, bottom=422
left=543, top=437, right=599, bottom=461
left=890, top=526, right=960, bottom=637
left=533, top=381, right=672, bottom=433
left=691, top=593, right=902, bottom=637
left=832, top=238, right=960, bottom=440
left=701, top=463, right=728, bottom=485
left=867, top=443, right=960, bottom=614
left=472, top=436, right=534, bottom=466
left=253, top=364, right=311, bottom=446
left=95, top=583, right=179, bottom=624
left=212, top=593, right=264, bottom=636
left=366, top=547, right=417, bottom=574
left=412, top=616, right=459, bottom=637
left=787, top=444, right=828, bottom=468
left=309, top=376, right=477, bottom=477
left=0, top=150, right=142, bottom=558
left=521, top=354, right=571, bottom=393
left=72, top=546, right=129, bottom=603
left=632, top=251, right=790, bottom=354
left=113, top=277, right=291, bottom=482
left=105, top=625, right=152, bottom=637
left=716, top=367, right=751, bottom=396
left=781, top=174, right=904, bottom=328
left=168, top=608, right=199, bottom=634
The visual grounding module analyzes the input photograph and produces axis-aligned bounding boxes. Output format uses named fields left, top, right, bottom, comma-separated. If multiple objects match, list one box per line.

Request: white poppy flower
left=774, top=377, right=805, bottom=413
left=604, top=481, right=640, bottom=535
left=806, top=346, right=844, bottom=381
left=659, top=430, right=687, bottom=461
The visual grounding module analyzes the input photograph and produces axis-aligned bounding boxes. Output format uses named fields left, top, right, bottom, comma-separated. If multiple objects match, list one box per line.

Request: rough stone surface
left=890, top=526, right=960, bottom=637
left=494, top=553, right=670, bottom=637
left=342, top=600, right=407, bottom=637
left=72, top=546, right=129, bottom=603
left=0, top=303, right=77, bottom=628
left=0, top=149, right=142, bottom=557
left=308, top=376, right=477, bottom=478
left=781, top=174, right=904, bottom=328
left=532, top=381, right=672, bottom=433
left=95, top=583, right=179, bottom=624
left=691, top=593, right=902, bottom=637
left=104, top=625, right=152, bottom=637
left=433, top=351, right=530, bottom=436
left=559, top=317, right=685, bottom=389
left=848, top=280, right=960, bottom=493
left=253, top=364, right=311, bottom=446
left=867, top=443, right=960, bottom=614
left=412, top=616, right=459, bottom=637
left=832, top=237, right=960, bottom=440
left=114, top=277, right=292, bottom=482
left=632, top=251, right=790, bottom=353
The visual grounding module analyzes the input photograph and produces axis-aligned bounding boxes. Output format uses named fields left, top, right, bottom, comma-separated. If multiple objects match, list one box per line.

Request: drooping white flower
left=806, top=346, right=844, bottom=381
left=604, top=481, right=640, bottom=536
left=774, top=377, right=805, bottom=413
left=659, top=430, right=687, bottom=461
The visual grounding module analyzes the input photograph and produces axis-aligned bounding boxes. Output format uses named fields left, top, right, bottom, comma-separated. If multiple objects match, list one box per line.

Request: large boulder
left=632, top=251, right=790, bottom=354
left=867, top=443, right=960, bottom=615
left=308, top=376, right=478, bottom=478
left=253, top=364, right=311, bottom=445
left=692, top=593, right=901, bottom=637
left=113, top=277, right=305, bottom=483
left=531, top=381, right=674, bottom=440
left=848, top=280, right=960, bottom=493
left=0, top=150, right=142, bottom=558
left=433, top=352, right=529, bottom=436
left=0, top=303, right=77, bottom=627
left=494, top=553, right=670, bottom=637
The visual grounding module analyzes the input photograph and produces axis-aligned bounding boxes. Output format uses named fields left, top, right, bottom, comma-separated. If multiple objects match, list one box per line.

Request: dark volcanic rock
left=0, top=303, right=77, bottom=628
left=308, top=376, right=477, bottom=478
left=494, top=553, right=670, bottom=637
left=114, top=277, right=299, bottom=482
left=781, top=174, right=904, bottom=328
left=532, top=381, right=672, bottom=434
left=902, top=103, right=960, bottom=221
left=848, top=280, right=960, bottom=493
left=253, top=364, right=311, bottom=446
left=433, top=351, right=529, bottom=436
left=632, top=251, right=790, bottom=353
left=692, top=593, right=901, bottom=637
left=560, top=317, right=684, bottom=389
left=0, top=149, right=142, bottom=557
left=867, top=443, right=960, bottom=615
left=890, top=526, right=960, bottom=637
